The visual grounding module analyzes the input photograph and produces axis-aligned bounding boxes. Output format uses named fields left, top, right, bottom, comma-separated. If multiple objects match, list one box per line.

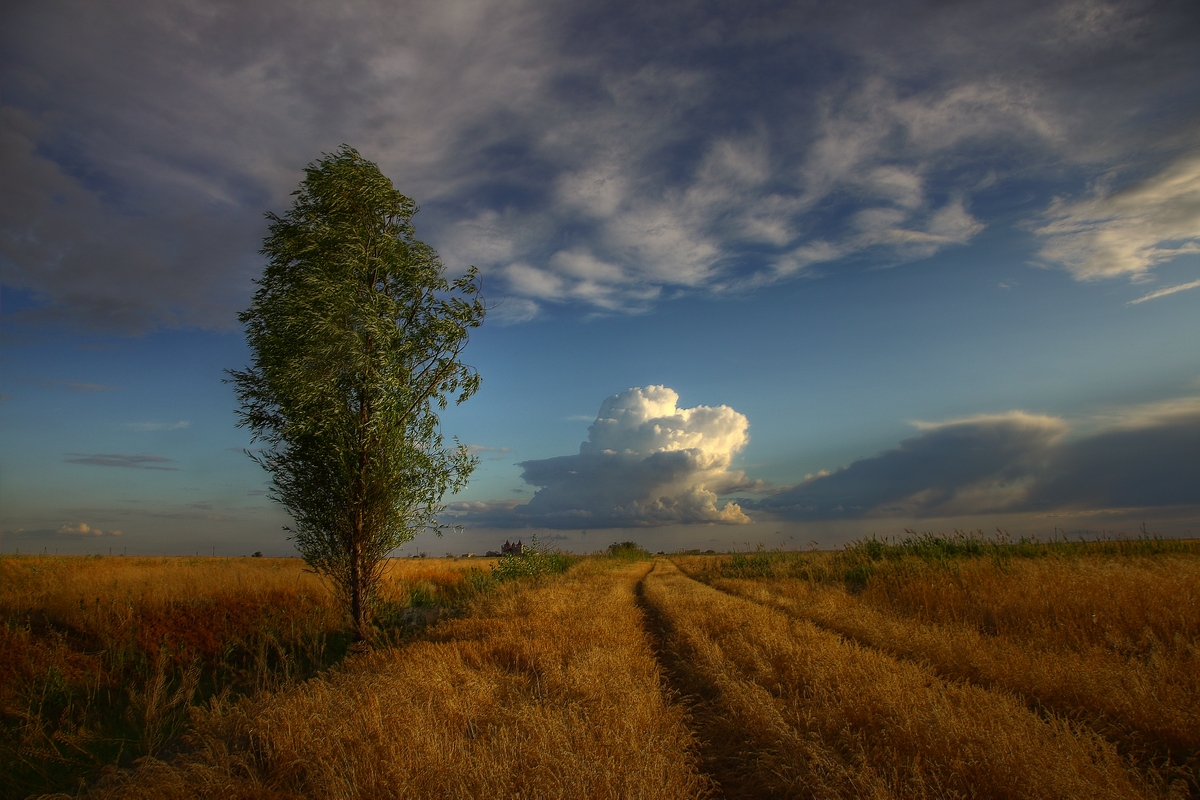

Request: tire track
left=635, top=561, right=854, bottom=799
left=640, top=558, right=1151, bottom=800
left=687, top=568, right=1197, bottom=797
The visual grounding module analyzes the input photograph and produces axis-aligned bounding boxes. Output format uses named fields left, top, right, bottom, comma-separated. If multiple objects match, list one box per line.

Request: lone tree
left=230, top=145, right=484, bottom=641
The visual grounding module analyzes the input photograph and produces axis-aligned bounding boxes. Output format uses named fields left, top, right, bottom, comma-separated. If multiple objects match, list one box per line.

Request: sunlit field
left=0, top=554, right=494, bottom=798
left=4, top=536, right=1198, bottom=799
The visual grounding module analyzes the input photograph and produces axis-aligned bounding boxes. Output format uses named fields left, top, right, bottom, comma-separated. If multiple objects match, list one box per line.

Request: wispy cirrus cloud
left=2, top=523, right=122, bottom=539
left=56, top=522, right=121, bottom=537
left=122, top=421, right=189, bottom=431
left=63, top=453, right=179, bottom=471
left=465, top=445, right=513, bottom=461
left=3, top=0, right=1196, bottom=330
left=1129, top=278, right=1200, bottom=305
left=1033, top=152, right=1200, bottom=281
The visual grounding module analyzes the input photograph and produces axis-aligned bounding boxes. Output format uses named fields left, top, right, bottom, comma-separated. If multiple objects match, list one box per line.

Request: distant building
left=501, top=539, right=524, bottom=556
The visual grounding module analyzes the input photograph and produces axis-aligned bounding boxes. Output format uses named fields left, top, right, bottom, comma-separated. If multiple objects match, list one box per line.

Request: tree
left=229, top=145, right=484, bottom=641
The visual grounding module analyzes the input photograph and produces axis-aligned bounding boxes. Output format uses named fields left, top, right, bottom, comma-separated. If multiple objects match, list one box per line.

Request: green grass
left=604, top=541, right=653, bottom=561
left=701, top=529, right=1200, bottom=588
left=490, top=536, right=577, bottom=581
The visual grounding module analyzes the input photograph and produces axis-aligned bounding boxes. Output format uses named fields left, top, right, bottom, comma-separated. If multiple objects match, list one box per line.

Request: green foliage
left=605, top=541, right=651, bottom=561
left=229, top=145, right=485, bottom=637
left=459, top=567, right=497, bottom=598
left=491, top=536, right=574, bottom=581
left=718, top=547, right=833, bottom=582
left=842, top=528, right=1200, bottom=563
left=700, top=529, right=1200, bottom=589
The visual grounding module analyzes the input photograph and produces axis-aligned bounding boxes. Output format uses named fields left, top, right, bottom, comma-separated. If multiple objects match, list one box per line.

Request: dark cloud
left=64, top=453, right=179, bottom=471
left=2, top=0, right=1197, bottom=332
left=748, top=408, right=1200, bottom=520
left=1032, top=417, right=1200, bottom=509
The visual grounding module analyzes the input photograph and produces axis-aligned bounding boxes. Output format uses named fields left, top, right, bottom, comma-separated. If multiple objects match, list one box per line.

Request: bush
left=606, top=541, right=651, bottom=560
left=696, top=530, right=1200, bottom=593
left=491, top=536, right=574, bottom=581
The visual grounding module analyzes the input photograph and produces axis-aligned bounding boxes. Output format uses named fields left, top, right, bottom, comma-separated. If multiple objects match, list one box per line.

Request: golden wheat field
left=3, top=536, right=1199, bottom=799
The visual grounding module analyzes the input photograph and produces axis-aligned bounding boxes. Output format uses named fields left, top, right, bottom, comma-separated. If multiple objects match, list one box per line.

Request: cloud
left=122, top=421, right=190, bottom=431
left=488, top=297, right=540, bottom=325
left=1033, top=152, right=1200, bottom=280
left=449, top=385, right=762, bottom=528
left=56, top=522, right=121, bottom=537
left=1129, top=278, right=1200, bottom=305
left=64, top=453, right=179, bottom=470
left=466, top=444, right=513, bottom=461
left=748, top=405, right=1200, bottom=520
left=4, top=0, right=1196, bottom=331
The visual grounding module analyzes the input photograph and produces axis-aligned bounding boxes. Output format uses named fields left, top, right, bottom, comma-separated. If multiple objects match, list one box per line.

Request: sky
left=2, top=0, right=1199, bottom=556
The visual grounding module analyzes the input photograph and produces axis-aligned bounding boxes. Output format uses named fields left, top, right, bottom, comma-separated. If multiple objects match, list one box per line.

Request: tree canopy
left=229, top=145, right=485, bottom=639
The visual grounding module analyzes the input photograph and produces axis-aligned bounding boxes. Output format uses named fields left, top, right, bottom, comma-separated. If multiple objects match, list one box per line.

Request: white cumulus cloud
left=449, top=386, right=763, bottom=528
left=583, top=385, right=749, bottom=465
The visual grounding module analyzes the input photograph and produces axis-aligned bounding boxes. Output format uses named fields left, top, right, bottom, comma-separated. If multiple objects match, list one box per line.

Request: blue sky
left=2, top=0, right=1199, bottom=555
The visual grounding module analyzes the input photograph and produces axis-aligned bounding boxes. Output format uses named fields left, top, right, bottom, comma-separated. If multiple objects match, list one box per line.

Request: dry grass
left=0, top=555, right=488, bottom=798
left=1, top=555, right=493, bottom=626
left=677, top=548, right=1200, bottom=795
left=857, top=554, right=1200, bottom=657
left=11, top=547, right=1195, bottom=799
left=78, top=561, right=711, bottom=800
left=644, top=559, right=1151, bottom=799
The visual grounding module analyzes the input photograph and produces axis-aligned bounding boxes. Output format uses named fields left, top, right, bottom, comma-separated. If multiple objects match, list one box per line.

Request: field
left=3, top=535, right=1198, bottom=799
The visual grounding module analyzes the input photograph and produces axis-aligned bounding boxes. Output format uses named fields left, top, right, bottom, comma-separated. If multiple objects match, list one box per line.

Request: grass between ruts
left=7, top=537, right=1196, bottom=799
left=678, top=540, right=1200, bottom=795
left=643, top=558, right=1154, bottom=799
left=70, top=560, right=711, bottom=800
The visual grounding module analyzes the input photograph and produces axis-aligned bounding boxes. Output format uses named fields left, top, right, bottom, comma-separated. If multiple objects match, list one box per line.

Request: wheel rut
left=634, top=561, right=761, bottom=799
left=682, top=565, right=1198, bottom=797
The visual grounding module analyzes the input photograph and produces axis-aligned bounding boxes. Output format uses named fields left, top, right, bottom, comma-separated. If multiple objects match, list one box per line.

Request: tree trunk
left=350, top=537, right=368, bottom=642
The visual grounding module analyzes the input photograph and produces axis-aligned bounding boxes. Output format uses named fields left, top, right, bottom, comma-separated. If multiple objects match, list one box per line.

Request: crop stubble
left=13, top=549, right=1195, bottom=799
left=642, top=558, right=1153, bottom=799
left=80, top=561, right=711, bottom=800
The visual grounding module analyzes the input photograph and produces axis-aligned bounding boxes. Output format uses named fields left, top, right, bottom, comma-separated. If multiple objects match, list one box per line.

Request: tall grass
left=12, top=541, right=1195, bottom=798
left=82, top=561, right=711, bottom=799
left=679, top=532, right=1200, bottom=795
left=700, top=571, right=1198, bottom=795
left=643, top=559, right=1151, bottom=799
left=605, top=541, right=653, bottom=561
left=706, top=530, right=1200, bottom=588
left=0, top=555, right=487, bottom=799
left=488, top=535, right=576, bottom=581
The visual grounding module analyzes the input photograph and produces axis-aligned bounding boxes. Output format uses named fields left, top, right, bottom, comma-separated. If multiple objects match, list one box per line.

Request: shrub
left=491, top=536, right=574, bottom=581
left=606, top=541, right=651, bottom=561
